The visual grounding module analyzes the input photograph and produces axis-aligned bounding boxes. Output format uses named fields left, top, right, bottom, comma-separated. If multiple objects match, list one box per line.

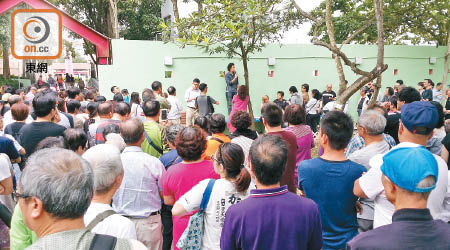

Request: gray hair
left=82, top=144, right=123, bottom=194
left=167, top=125, right=184, bottom=144
left=358, top=110, right=386, bottom=135
left=20, top=148, right=94, bottom=219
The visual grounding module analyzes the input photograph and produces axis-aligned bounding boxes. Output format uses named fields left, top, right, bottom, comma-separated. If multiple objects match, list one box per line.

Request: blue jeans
left=226, top=91, right=237, bottom=114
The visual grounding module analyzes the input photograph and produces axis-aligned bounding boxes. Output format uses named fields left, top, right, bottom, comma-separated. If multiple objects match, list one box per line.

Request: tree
left=163, top=0, right=298, bottom=121
left=0, top=14, right=10, bottom=79
left=170, top=0, right=204, bottom=21
left=292, top=0, right=388, bottom=109
left=118, top=0, right=163, bottom=40
left=392, top=0, right=450, bottom=103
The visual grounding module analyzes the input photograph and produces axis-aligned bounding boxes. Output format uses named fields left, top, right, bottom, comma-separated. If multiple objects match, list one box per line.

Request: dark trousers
left=161, top=204, right=173, bottom=250
left=306, top=113, right=320, bottom=133
left=226, top=91, right=237, bottom=114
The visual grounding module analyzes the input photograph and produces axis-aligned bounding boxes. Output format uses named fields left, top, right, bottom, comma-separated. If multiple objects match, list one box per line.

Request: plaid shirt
left=345, top=133, right=396, bottom=158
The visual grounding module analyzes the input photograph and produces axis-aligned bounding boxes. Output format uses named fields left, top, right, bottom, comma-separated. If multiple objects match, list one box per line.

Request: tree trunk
left=369, top=77, right=382, bottom=106
left=107, top=0, right=119, bottom=39
left=239, top=42, right=254, bottom=128
left=368, top=0, right=385, bottom=106
left=171, top=0, right=180, bottom=21
left=2, top=44, right=10, bottom=79
left=335, top=0, right=386, bottom=109
left=441, top=32, right=450, bottom=105
left=324, top=0, right=346, bottom=99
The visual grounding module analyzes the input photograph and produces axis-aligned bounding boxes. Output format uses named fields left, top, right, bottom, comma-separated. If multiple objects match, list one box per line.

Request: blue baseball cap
left=401, top=101, right=438, bottom=135
left=381, top=147, right=438, bottom=193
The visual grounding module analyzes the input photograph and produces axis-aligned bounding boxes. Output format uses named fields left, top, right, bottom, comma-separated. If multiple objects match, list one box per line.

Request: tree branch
left=340, top=16, right=376, bottom=48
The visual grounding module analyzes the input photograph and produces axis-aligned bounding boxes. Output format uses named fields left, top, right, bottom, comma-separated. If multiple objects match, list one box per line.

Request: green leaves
left=164, top=0, right=298, bottom=58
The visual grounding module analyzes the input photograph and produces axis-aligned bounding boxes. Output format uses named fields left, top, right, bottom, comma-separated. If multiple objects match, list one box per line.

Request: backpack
left=207, top=96, right=215, bottom=114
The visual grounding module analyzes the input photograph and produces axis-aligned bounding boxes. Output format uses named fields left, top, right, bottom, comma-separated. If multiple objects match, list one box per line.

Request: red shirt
left=268, top=131, right=298, bottom=193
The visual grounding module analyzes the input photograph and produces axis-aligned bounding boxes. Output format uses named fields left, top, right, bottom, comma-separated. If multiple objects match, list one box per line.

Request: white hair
left=358, top=110, right=386, bottom=135
left=20, top=148, right=93, bottom=219
left=82, top=144, right=123, bottom=194
left=105, top=133, right=126, bottom=152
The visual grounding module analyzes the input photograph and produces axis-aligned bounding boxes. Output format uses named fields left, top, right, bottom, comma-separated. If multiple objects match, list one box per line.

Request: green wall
left=98, top=40, right=448, bottom=121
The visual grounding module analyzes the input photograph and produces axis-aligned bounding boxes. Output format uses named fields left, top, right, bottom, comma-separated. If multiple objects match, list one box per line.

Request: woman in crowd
left=172, top=143, right=251, bottom=250
left=227, top=85, right=249, bottom=133
left=229, top=111, right=257, bottom=172
left=194, top=116, right=210, bottom=136
left=161, top=126, right=219, bottom=250
left=305, top=89, right=322, bottom=133
left=283, top=104, right=314, bottom=188
left=130, top=92, right=141, bottom=117
left=426, top=101, right=445, bottom=155
left=301, top=83, right=310, bottom=106
left=4, top=103, right=29, bottom=141
left=260, top=95, right=269, bottom=110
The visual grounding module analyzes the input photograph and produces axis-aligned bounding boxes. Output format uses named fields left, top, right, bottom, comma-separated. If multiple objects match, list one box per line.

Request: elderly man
left=82, top=144, right=137, bottom=239
left=347, top=147, right=450, bottom=249
left=354, top=101, right=449, bottom=228
left=114, top=118, right=166, bottom=250
left=18, top=148, right=146, bottom=249
left=348, top=110, right=390, bottom=232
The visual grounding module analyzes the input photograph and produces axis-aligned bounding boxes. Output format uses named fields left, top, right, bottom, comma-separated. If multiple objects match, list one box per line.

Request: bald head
left=8, top=95, right=22, bottom=106
left=120, top=118, right=144, bottom=144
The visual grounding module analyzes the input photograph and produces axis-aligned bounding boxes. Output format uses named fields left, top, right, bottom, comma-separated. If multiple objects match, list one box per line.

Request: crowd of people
left=0, top=64, right=448, bottom=250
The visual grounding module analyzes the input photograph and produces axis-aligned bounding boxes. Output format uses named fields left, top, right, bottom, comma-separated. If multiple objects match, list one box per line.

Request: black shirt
left=273, top=99, right=288, bottom=110
left=4, top=122, right=26, bottom=141
left=347, top=208, right=450, bottom=250
left=422, top=89, right=433, bottom=101
left=18, top=122, right=66, bottom=159
left=441, top=133, right=450, bottom=169
left=385, top=112, right=400, bottom=144
left=322, top=90, right=336, bottom=106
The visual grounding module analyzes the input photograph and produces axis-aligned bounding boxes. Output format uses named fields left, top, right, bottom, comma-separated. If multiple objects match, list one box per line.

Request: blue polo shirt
left=347, top=208, right=450, bottom=250
left=220, top=185, right=323, bottom=250
left=299, top=158, right=365, bottom=250
left=0, top=136, right=19, bottom=161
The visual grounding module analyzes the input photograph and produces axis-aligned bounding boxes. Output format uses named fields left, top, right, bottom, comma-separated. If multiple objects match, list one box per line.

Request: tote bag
left=177, top=179, right=216, bottom=250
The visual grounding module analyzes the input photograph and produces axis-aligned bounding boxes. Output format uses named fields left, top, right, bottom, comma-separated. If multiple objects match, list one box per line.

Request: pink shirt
left=162, top=160, right=220, bottom=250
left=232, top=95, right=249, bottom=111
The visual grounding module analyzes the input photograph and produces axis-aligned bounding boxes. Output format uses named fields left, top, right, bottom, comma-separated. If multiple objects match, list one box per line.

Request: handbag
left=176, top=179, right=216, bottom=250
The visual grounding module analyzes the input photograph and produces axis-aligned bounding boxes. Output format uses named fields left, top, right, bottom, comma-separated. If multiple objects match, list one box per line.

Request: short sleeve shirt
left=178, top=179, right=250, bottom=250
left=359, top=142, right=449, bottom=227
left=0, top=136, right=19, bottom=161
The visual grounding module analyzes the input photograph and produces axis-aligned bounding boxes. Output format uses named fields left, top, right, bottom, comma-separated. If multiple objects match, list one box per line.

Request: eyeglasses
left=211, top=154, right=221, bottom=164
left=15, top=192, right=30, bottom=199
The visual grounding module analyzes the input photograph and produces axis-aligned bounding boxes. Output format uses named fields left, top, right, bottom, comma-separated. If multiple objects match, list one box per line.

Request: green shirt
left=10, top=204, right=37, bottom=250
left=155, top=95, right=171, bottom=110
left=141, top=120, right=170, bottom=158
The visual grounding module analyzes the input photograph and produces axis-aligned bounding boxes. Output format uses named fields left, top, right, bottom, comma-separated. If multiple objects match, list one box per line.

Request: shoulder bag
left=176, top=179, right=216, bottom=250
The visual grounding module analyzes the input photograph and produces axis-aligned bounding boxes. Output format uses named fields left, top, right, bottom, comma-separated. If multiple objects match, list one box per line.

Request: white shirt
left=167, top=95, right=182, bottom=119
left=84, top=202, right=137, bottom=239
left=0, top=154, right=11, bottom=181
left=177, top=179, right=250, bottom=250
left=184, top=87, right=201, bottom=108
left=113, top=146, right=166, bottom=217
left=305, top=99, right=320, bottom=114
left=442, top=171, right=450, bottom=222
left=359, top=142, right=449, bottom=228
left=2, top=110, right=33, bottom=130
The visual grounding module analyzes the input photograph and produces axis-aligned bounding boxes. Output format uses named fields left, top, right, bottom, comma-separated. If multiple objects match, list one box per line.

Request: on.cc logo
left=23, top=16, right=51, bottom=44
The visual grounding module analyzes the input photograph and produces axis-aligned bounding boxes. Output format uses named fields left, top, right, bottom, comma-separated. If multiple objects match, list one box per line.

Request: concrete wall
left=98, top=40, right=448, bottom=120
